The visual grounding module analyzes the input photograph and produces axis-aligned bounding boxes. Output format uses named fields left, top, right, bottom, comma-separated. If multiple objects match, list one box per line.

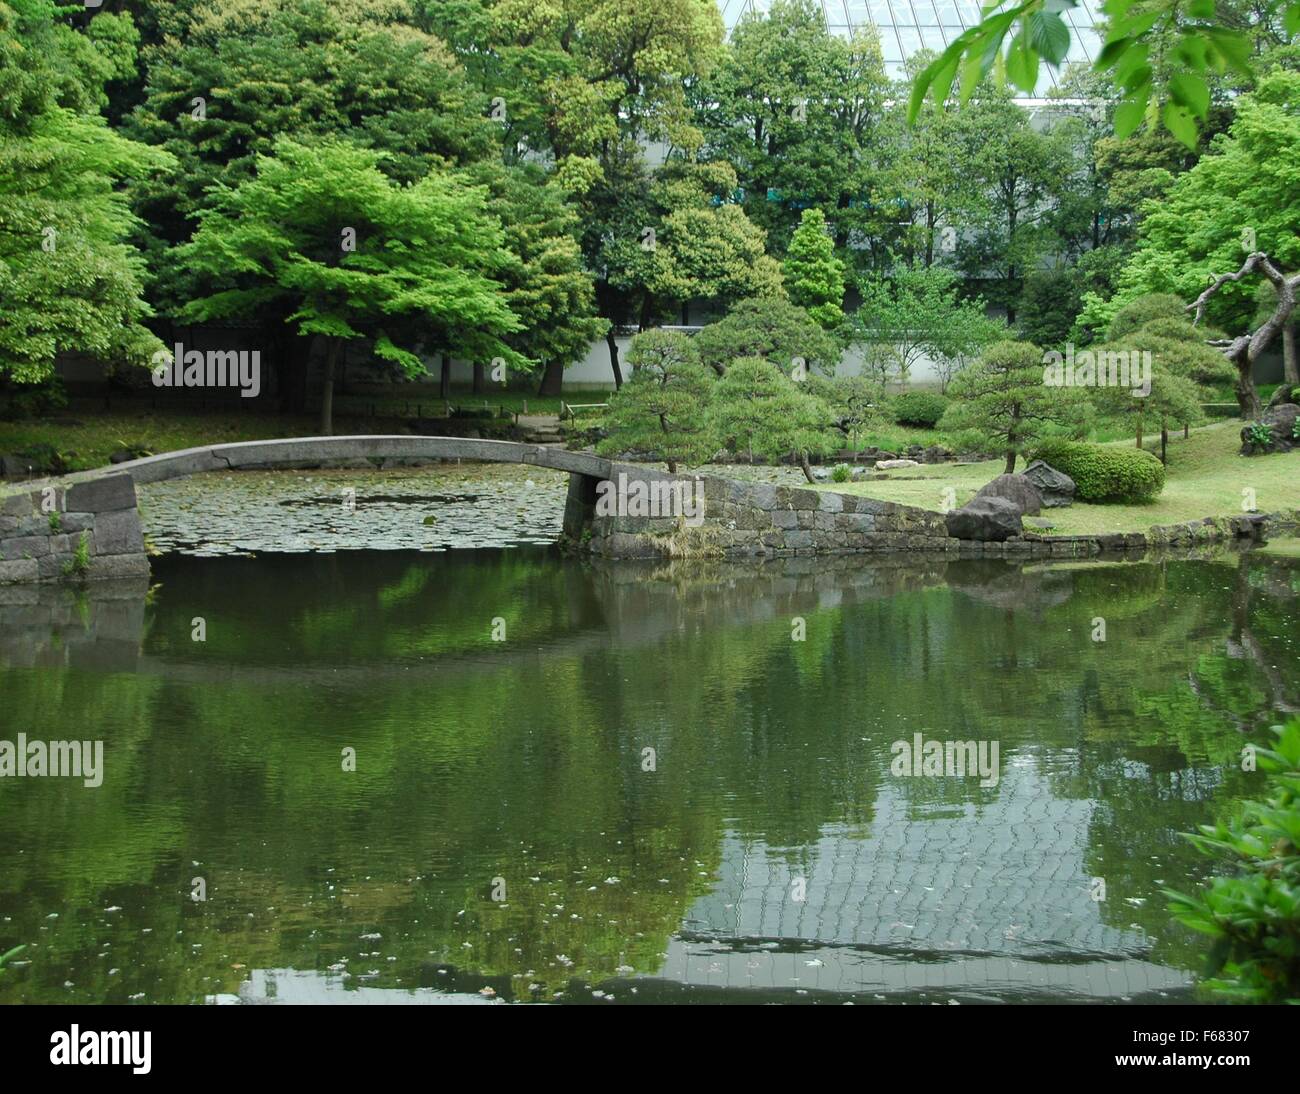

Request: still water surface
left=1, top=473, right=1297, bottom=1004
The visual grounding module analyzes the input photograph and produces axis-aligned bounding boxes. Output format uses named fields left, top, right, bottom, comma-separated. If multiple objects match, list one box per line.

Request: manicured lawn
left=827, top=422, right=1299, bottom=535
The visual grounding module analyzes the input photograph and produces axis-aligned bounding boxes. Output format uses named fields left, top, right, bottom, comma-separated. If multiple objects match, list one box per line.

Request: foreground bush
left=1167, top=719, right=1300, bottom=1004
left=1032, top=440, right=1166, bottom=503
left=891, top=391, right=948, bottom=427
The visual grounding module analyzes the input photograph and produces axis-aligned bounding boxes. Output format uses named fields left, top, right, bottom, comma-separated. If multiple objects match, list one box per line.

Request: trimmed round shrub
left=1032, top=440, right=1166, bottom=503
left=891, top=391, right=948, bottom=427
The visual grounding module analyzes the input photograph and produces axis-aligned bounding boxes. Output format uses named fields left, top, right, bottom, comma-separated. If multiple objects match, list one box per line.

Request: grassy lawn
left=827, top=421, right=1300, bottom=535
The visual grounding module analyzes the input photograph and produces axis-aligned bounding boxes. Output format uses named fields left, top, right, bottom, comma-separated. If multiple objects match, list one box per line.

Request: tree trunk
left=1135, top=406, right=1144, bottom=450
left=1003, top=450, right=1016, bottom=474
left=1234, top=359, right=1262, bottom=419
left=319, top=337, right=339, bottom=436
left=799, top=452, right=816, bottom=484
left=439, top=353, right=451, bottom=400
left=473, top=361, right=485, bottom=394
left=666, top=457, right=677, bottom=474
left=537, top=358, right=565, bottom=397
left=1160, top=423, right=1168, bottom=465
left=605, top=329, right=624, bottom=389
left=1284, top=322, right=1298, bottom=384
left=280, top=333, right=313, bottom=415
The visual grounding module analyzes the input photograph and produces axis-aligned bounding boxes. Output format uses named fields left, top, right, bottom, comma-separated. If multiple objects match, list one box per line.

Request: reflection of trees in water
left=1, top=548, right=1297, bottom=1001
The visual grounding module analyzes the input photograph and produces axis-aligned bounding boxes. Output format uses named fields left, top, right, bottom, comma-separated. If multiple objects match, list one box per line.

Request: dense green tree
left=597, top=330, right=717, bottom=472
left=0, top=0, right=172, bottom=387
left=806, top=374, right=887, bottom=450
left=479, top=0, right=725, bottom=384
left=127, top=0, right=493, bottom=253
left=174, top=138, right=520, bottom=434
left=1101, top=72, right=1300, bottom=416
left=851, top=266, right=1001, bottom=387
left=694, top=297, right=841, bottom=379
left=880, top=54, right=978, bottom=273
left=950, top=87, right=1073, bottom=324
left=940, top=339, right=1089, bottom=472
left=1093, top=300, right=1235, bottom=458
left=696, top=0, right=890, bottom=254
left=711, top=356, right=836, bottom=482
left=465, top=162, right=607, bottom=397
left=783, top=208, right=845, bottom=330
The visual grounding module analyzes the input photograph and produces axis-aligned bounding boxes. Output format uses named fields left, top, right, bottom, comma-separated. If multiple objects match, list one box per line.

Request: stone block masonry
left=582, top=473, right=959, bottom=559
left=0, top=474, right=149, bottom=585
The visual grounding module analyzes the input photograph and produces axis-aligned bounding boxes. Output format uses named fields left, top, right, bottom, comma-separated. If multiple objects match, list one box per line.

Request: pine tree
left=940, top=340, right=1089, bottom=473
left=711, top=356, right=837, bottom=482
left=782, top=208, right=845, bottom=330
left=598, top=330, right=717, bottom=473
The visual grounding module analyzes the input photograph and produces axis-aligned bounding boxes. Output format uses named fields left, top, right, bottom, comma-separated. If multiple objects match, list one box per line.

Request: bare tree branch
left=1188, top=251, right=1300, bottom=366
left=1186, top=252, right=1300, bottom=418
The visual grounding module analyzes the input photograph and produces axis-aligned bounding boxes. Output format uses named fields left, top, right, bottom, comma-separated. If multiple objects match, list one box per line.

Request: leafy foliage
left=1167, top=718, right=1300, bottom=1004
left=0, top=0, right=173, bottom=384
left=1109, top=72, right=1300, bottom=332
left=851, top=266, right=1002, bottom=386
left=939, top=339, right=1089, bottom=472
left=174, top=138, right=521, bottom=430
left=598, top=330, right=718, bottom=472
left=891, top=391, right=949, bottom=428
left=695, top=297, right=841, bottom=378
left=711, top=356, right=837, bottom=478
left=909, top=0, right=1299, bottom=148
left=1032, top=439, right=1167, bottom=502
left=782, top=207, right=845, bottom=329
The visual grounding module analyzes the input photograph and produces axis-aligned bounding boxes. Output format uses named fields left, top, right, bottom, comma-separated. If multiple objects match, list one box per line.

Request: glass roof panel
left=719, top=0, right=1100, bottom=98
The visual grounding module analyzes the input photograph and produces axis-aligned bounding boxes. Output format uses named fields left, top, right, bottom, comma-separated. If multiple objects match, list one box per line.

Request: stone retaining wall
left=0, top=474, right=149, bottom=584
left=582, top=474, right=957, bottom=559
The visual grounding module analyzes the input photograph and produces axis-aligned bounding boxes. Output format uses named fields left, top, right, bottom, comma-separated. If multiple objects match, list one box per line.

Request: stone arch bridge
left=1, top=435, right=955, bottom=584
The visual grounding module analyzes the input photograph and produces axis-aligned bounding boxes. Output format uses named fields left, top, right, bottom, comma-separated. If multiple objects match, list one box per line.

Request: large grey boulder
left=945, top=496, right=1024, bottom=541
left=1022, top=460, right=1076, bottom=508
left=973, top=473, right=1043, bottom=515
left=1242, top=402, right=1299, bottom=455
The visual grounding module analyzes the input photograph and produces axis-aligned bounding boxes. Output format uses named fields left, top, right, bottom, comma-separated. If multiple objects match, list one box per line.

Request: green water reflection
left=1, top=547, right=1296, bottom=1003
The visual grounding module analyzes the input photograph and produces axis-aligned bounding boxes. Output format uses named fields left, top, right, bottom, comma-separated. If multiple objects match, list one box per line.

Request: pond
left=0, top=468, right=1296, bottom=1004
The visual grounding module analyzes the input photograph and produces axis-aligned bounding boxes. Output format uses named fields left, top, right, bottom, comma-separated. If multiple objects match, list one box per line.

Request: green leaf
left=1118, top=63, right=1152, bottom=93
left=1186, top=0, right=1215, bottom=17
left=1286, top=4, right=1300, bottom=37
left=1163, top=101, right=1198, bottom=149
left=1112, top=42, right=1150, bottom=84
left=1113, top=91, right=1149, bottom=138
left=1028, top=11, right=1071, bottom=65
left=1169, top=72, right=1210, bottom=119
left=1005, top=29, right=1039, bottom=93
left=1095, top=35, right=1134, bottom=70
left=1203, top=27, right=1253, bottom=71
